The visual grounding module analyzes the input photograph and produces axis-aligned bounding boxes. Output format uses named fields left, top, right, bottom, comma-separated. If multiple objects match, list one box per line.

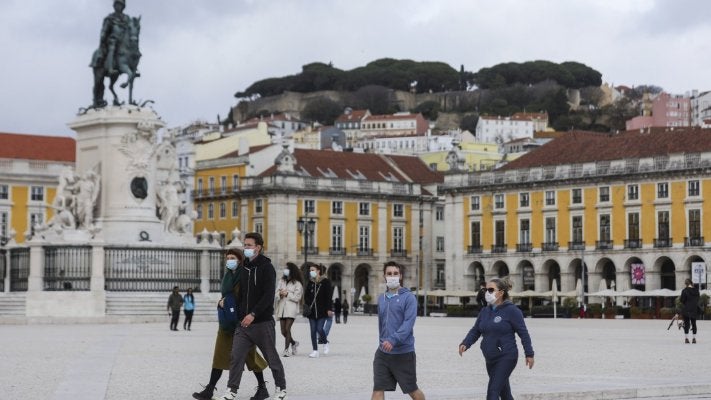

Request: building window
left=208, top=203, right=214, bottom=219
left=254, top=222, right=263, bottom=235
left=332, top=225, right=343, bottom=249
left=471, top=221, right=481, bottom=247
left=30, top=186, right=44, bottom=201
left=519, top=192, right=530, bottom=208
left=572, top=216, right=583, bottom=243
left=197, top=178, right=203, bottom=193
left=332, top=201, right=343, bottom=215
left=571, top=188, right=582, bottom=204
left=436, top=263, right=445, bottom=286
left=657, top=182, right=669, bottom=199
left=219, top=202, right=226, bottom=219
left=599, top=186, right=610, bottom=202
left=495, top=220, right=505, bottom=246
left=599, top=214, right=611, bottom=241
left=304, top=199, right=315, bottom=214
left=494, top=194, right=504, bottom=209
left=689, top=209, right=701, bottom=238
left=30, top=213, right=44, bottom=233
left=435, top=206, right=444, bottom=221
left=0, top=211, right=8, bottom=238
left=393, top=227, right=404, bottom=251
left=628, top=213, right=640, bottom=240
left=220, top=176, right=227, bottom=194
left=471, top=196, right=480, bottom=211
left=627, top=184, right=639, bottom=201
left=689, top=180, right=700, bottom=197
left=255, top=199, right=263, bottom=214
left=0, top=184, right=8, bottom=200
left=208, top=177, right=215, bottom=194
left=359, top=202, right=370, bottom=216
left=231, top=201, right=238, bottom=217
left=436, top=236, right=445, bottom=252
left=393, top=204, right=404, bottom=218
left=545, top=190, right=555, bottom=206
left=196, top=204, right=203, bottom=220
left=232, top=175, right=240, bottom=191
left=359, top=225, right=370, bottom=249
left=520, top=219, right=530, bottom=244
left=545, top=217, right=556, bottom=243
left=658, top=211, right=670, bottom=239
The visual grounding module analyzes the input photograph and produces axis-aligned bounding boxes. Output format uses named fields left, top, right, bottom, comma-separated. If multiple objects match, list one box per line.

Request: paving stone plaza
left=1, top=315, right=710, bottom=400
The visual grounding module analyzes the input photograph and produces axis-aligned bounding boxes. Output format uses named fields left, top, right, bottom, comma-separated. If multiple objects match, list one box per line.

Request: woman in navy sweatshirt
left=459, top=277, right=534, bottom=400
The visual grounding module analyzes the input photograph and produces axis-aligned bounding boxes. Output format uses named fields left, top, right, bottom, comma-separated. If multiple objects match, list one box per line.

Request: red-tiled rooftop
left=335, top=110, right=369, bottom=123
left=261, top=149, right=443, bottom=184
left=501, top=127, right=711, bottom=170
left=0, top=132, right=75, bottom=162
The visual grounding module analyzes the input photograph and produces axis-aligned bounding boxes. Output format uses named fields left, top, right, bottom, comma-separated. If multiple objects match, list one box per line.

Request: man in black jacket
left=221, top=232, right=287, bottom=400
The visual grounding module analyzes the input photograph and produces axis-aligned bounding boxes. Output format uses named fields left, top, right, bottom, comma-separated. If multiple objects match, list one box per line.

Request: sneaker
left=308, top=350, right=319, bottom=358
left=191, top=384, right=215, bottom=400
left=216, top=388, right=237, bottom=400
left=685, top=338, right=690, bottom=344
left=250, top=385, right=270, bottom=400
left=291, top=341, right=299, bottom=355
left=323, top=343, right=330, bottom=355
left=282, top=348, right=290, bottom=357
left=273, top=387, right=287, bottom=400
left=693, top=338, right=697, bottom=344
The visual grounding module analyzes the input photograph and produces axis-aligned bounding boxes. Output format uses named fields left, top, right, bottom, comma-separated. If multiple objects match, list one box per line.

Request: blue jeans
left=323, top=315, right=333, bottom=336
left=309, top=317, right=328, bottom=350
left=485, top=356, right=517, bottom=400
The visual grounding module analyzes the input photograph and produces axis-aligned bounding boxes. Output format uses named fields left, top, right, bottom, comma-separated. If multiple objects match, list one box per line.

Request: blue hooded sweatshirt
left=461, top=300, right=534, bottom=361
left=377, top=287, right=417, bottom=354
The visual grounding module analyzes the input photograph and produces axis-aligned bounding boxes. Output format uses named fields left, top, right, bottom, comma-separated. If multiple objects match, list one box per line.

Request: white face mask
left=485, top=290, right=498, bottom=305
left=243, top=248, right=256, bottom=258
left=309, top=270, right=318, bottom=279
left=283, top=269, right=290, bottom=277
left=225, top=259, right=237, bottom=270
left=386, top=276, right=400, bottom=289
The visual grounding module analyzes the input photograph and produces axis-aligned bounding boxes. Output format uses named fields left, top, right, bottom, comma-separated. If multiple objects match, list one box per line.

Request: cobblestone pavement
left=1, top=315, right=709, bottom=399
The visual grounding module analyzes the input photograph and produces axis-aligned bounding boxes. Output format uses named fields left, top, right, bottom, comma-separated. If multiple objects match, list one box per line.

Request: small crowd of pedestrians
left=166, top=286, right=195, bottom=331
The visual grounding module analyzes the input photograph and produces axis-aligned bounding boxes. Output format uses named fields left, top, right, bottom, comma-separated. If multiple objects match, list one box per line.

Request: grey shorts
left=373, top=349, right=419, bottom=394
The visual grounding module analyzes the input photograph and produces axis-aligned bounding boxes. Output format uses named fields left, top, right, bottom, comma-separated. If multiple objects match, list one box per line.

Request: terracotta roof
left=364, top=113, right=422, bottom=121
left=480, top=112, right=548, bottom=121
left=335, top=110, right=369, bottom=123
left=0, top=132, right=75, bottom=162
left=501, top=127, right=711, bottom=170
left=217, top=144, right=271, bottom=160
left=260, top=149, right=443, bottom=184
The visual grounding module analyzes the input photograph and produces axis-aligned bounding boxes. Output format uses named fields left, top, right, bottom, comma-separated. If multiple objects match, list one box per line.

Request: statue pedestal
left=68, top=106, right=166, bottom=244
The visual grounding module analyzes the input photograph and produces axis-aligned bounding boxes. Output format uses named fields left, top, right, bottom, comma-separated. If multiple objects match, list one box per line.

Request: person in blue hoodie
left=459, top=277, right=534, bottom=400
left=371, top=261, right=425, bottom=400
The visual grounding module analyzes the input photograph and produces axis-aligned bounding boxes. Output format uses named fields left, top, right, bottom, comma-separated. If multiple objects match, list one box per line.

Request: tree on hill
left=301, top=97, right=343, bottom=125
left=472, top=60, right=601, bottom=89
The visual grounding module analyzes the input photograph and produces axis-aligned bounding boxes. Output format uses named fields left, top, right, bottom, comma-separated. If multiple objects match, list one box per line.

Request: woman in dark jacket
left=680, top=278, right=701, bottom=344
left=303, top=262, right=333, bottom=358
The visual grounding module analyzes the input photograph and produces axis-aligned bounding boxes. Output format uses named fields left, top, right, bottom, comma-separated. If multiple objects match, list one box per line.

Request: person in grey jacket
left=459, top=277, right=534, bottom=400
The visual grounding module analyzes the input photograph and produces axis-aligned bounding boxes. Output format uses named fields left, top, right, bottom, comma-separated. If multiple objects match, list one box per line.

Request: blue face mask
left=243, top=248, right=256, bottom=259
left=226, top=259, right=238, bottom=270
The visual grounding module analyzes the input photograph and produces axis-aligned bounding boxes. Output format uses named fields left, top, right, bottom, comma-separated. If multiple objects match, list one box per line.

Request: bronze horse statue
left=91, top=16, right=141, bottom=108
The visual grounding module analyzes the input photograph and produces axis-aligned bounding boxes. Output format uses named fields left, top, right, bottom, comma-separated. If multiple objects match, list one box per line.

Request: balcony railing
left=329, top=247, right=346, bottom=255
left=467, top=245, right=483, bottom=254
left=356, top=248, right=373, bottom=256
left=685, top=237, right=704, bottom=247
left=568, top=241, right=585, bottom=251
left=300, top=246, right=319, bottom=255
left=491, top=244, right=507, bottom=253
left=541, top=242, right=559, bottom=251
left=624, top=239, right=642, bottom=249
left=390, top=249, right=407, bottom=257
left=595, top=240, right=613, bottom=250
left=516, top=243, right=532, bottom=252
left=654, top=238, right=672, bottom=248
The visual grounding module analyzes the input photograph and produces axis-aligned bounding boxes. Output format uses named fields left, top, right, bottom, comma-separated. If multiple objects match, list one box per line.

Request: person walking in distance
left=219, top=233, right=287, bottom=400
left=304, top=262, right=334, bottom=358
left=183, top=287, right=195, bottom=331
left=459, top=277, right=534, bottom=400
left=476, top=281, right=487, bottom=308
left=680, top=278, right=701, bottom=344
left=342, top=298, right=349, bottom=324
left=275, top=262, right=304, bottom=357
left=371, top=261, right=425, bottom=400
left=191, top=248, right=270, bottom=400
left=334, top=297, right=342, bottom=324
left=167, top=286, right=183, bottom=331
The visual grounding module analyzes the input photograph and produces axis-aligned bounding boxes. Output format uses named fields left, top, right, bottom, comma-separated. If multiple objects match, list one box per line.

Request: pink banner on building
left=631, top=263, right=645, bottom=285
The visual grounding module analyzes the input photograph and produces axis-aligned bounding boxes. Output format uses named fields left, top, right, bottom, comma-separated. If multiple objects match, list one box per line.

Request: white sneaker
left=273, top=387, right=287, bottom=400
left=323, top=343, right=330, bottom=355
left=291, top=341, right=299, bottom=355
left=282, top=348, right=290, bottom=357
left=308, top=350, right=319, bottom=358
left=216, top=388, right=237, bottom=400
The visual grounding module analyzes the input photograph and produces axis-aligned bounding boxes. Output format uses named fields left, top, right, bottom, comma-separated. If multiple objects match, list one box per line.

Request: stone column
left=90, top=243, right=105, bottom=292
left=199, top=248, right=211, bottom=295
left=27, top=242, right=44, bottom=292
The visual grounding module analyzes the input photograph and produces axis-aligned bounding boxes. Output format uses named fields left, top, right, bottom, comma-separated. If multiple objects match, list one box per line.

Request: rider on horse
left=91, top=0, right=130, bottom=75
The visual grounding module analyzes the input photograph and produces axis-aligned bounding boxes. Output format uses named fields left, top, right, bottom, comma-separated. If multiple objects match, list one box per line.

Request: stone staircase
left=106, top=292, right=221, bottom=322
left=0, top=292, right=27, bottom=316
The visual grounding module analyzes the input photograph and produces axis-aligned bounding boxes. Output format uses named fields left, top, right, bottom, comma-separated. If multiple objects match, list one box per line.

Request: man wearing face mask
left=221, top=233, right=287, bottom=400
left=371, top=261, right=425, bottom=400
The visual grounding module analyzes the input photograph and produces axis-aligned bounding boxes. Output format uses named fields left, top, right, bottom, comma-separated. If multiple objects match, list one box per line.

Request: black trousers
left=170, top=309, right=180, bottom=330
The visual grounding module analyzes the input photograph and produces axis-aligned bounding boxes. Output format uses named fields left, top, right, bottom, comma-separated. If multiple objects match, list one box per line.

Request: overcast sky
left=2, top=0, right=710, bottom=137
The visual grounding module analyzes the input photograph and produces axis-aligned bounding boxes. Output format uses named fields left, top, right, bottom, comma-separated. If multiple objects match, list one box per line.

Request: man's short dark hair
left=383, top=261, right=404, bottom=278
left=244, top=232, right=264, bottom=247
left=173, top=286, right=179, bottom=290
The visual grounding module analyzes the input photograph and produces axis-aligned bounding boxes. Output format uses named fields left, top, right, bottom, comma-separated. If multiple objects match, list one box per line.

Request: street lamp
left=297, top=216, right=315, bottom=265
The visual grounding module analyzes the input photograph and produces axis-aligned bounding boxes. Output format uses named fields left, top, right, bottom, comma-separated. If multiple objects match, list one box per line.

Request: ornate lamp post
left=297, top=216, right=315, bottom=265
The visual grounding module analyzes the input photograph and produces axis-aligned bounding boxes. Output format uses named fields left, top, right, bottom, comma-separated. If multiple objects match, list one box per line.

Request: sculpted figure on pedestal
left=75, top=170, right=101, bottom=230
